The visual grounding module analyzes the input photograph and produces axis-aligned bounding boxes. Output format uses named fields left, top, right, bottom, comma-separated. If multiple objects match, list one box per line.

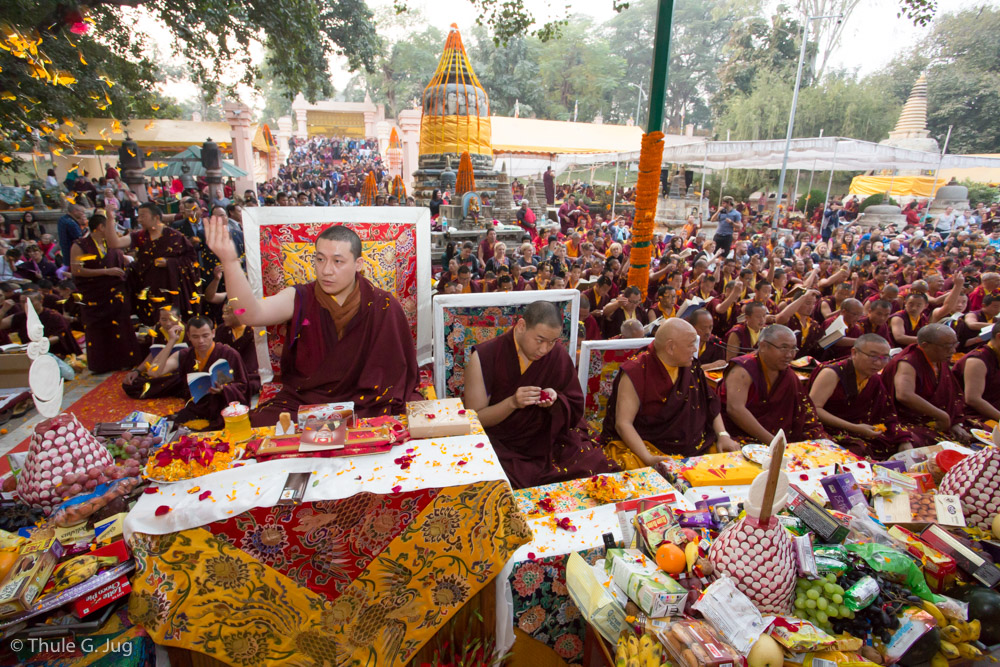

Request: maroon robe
left=126, top=226, right=199, bottom=326
left=582, top=315, right=601, bottom=341
left=888, top=311, right=927, bottom=348
left=787, top=313, right=823, bottom=357
left=473, top=329, right=618, bottom=489
left=215, top=324, right=261, bottom=396
left=807, top=359, right=909, bottom=459
left=601, top=345, right=721, bottom=456
left=858, top=316, right=891, bottom=343
left=73, top=236, right=140, bottom=373
left=512, top=276, right=529, bottom=291
left=698, top=334, right=727, bottom=365
left=582, top=288, right=611, bottom=330
left=602, top=305, right=648, bottom=339
left=250, top=276, right=419, bottom=427
left=172, top=343, right=250, bottom=431
left=864, top=293, right=901, bottom=314
left=956, top=310, right=992, bottom=350
left=10, top=309, right=81, bottom=357
left=719, top=354, right=826, bottom=443
left=882, top=344, right=965, bottom=447
left=725, top=323, right=759, bottom=357
left=820, top=313, right=863, bottom=362
left=953, top=345, right=1000, bottom=421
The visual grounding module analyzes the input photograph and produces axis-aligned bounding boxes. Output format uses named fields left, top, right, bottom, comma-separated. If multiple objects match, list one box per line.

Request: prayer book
left=677, top=298, right=706, bottom=320
left=978, top=323, right=994, bottom=341
left=148, top=343, right=187, bottom=356
left=186, top=358, right=233, bottom=404
left=819, top=314, right=848, bottom=349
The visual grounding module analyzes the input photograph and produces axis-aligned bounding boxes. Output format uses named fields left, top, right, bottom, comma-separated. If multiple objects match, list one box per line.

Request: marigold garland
left=391, top=174, right=407, bottom=200
left=360, top=171, right=378, bottom=206
left=627, top=131, right=665, bottom=294
left=455, top=150, right=476, bottom=196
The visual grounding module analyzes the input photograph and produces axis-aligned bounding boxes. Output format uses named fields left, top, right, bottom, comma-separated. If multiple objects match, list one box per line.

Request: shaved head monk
left=205, top=214, right=418, bottom=426
left=809, top=334, right=912, bottom=459
left=720, top=324, right=826, bottom=444
left=882, top=323, right=970, bottom=445
left=820, top=298, right=865, bottom=361
left=601, top=318, right=737, bottom=469
left=953, top=323, right=1000, bottom=423
left=464, top=301, right=618, bottom=489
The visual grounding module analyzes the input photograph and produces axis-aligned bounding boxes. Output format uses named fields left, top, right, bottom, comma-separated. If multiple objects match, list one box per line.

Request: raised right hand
left=510, top=386, right=541, bottom=409
left=205, top=213, right=239, bottom=264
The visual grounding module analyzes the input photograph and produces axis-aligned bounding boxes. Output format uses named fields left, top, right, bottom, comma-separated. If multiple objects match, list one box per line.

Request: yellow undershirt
left=796, top=314, right=812, bottom=339
left=748, top=327, right=761, bottom=346
left=195, top=343, right=215, bottom=372
left=759, top=355, right=773, bottom=391
left=513, top=335, right=532, bottom=374
left=231, top=325, right=246, bottom=341
left=857, top=376, right=869, bottom=393
left=919, top=347, right=939, bottom=380
left=664, top=364, right=679, bottom=384
left=909, top=315, right=920, bottom=331
left=462, top=283, right=472, bottom=294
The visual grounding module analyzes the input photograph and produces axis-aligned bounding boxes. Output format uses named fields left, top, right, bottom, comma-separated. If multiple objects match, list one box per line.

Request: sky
left=144, top=0, right=990, bottom=112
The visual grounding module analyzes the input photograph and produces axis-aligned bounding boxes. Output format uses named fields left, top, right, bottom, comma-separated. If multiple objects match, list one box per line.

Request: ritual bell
left=118, top=135, right=144, bottom=171
left=201, top=138, right=221, bottom=171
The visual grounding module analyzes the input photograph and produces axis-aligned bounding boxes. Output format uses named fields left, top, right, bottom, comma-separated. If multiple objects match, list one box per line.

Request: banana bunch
left=49, top=555, right=119, bottom=593
left=923, top=601, right=985, bottom=664
left=615, top=632, right=664, bottom=667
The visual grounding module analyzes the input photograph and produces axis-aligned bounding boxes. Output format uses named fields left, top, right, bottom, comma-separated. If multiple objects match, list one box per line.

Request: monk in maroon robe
left=888, top=292, right=928, bottom=348
left=819, top=298, right=865, bottom=362
left=108, top=202, right=199, bottom=326
left=858, top=300, right=892, bottom=341
left=464, top=301, right=618, bottom=489
left=719, top=324, right=827, bottom=444
left=1, top=290, right=82, bottom=357
left=215, top=303, right=261, bottom=396
left=954, top=325, right=1000, bottom=423
left=956, top=295, right=1000, bottom=350
left=579, top=297, right=601, bottom=341
left=687, top=308, right=727, bottom=368
left=777, top=290, right=823, bottom=357
left=601, top=319, right=737, bottom=469
left=602, top=286, right=649, bottom=339
left=725, top=301, right=766, bottom=361
left=882, top=324, right=971, bottom=446
left=204, top=216, right=419, bottom=426
left=70, top=213, right=140, bottom=373
left=809, top=335, right=911, bottom=459
left=143, top=317, right=250, bottom=431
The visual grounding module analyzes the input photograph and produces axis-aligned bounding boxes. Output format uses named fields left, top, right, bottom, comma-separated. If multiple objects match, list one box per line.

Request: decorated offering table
left=122, top=428, right=531, bottom=666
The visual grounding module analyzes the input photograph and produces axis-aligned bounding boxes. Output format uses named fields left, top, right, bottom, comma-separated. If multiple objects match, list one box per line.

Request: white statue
left=25, top=298, right=63, bottom=417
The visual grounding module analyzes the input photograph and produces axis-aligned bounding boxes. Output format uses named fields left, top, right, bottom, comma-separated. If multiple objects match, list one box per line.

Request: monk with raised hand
left=203, top=213, right=419, bottom=425
left=882, top=323, right=970, bottom=446
left=809, top=334, right=912, bottom=460
left=601, top=318, right=737, bottom=469
left=720, top=324, right=827, bottom=444
left=464, top=301, right=618, bottom=489
left=954, top=323, right=1000, bottom=423
left=820, top=298, right=865, bottom=361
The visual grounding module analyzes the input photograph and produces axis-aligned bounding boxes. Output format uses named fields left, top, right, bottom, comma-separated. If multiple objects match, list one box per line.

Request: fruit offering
left=99, top=432, right=164, bottom=468
left=17, top=413, right=115, bottom=513
left=146, top=433, right=238, bottom=482
left=0, top=502, right=45, bottom=532
left=793, top=574, right=853, bottom=635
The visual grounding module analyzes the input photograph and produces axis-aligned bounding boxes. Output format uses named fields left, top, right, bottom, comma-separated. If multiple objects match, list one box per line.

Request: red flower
left=556, top=517, right=578, bottom=532
left=143, top=487, right=159, bottom=495
left=155, top=505, right=171, bottom=516
left=198, top=490, right=212, bottom=501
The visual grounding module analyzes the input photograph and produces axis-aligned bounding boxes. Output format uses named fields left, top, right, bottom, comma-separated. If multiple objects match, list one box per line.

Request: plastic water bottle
left=441, top=214, right=448, bottom=232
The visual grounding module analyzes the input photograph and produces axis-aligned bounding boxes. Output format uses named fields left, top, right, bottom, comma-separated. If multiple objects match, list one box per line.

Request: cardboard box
left=873, top=493, right=965, bottom=527
left=605, top=548, right=688, bottom=618
left=70, top=540, right=131, bottom=617
left=406, top=398, right=472, bottom=438
left=787, top=485, right=850, bottom=543
left=297, top=402, right=354, bottom=428
left=820, top=473, right=868, bottom=513
left=920, top=524, right=1000, bottom=588
left=0, top=539, right=64, bottom=618
left=0, top=354, right=30, bottom=390
left=887, top=526, right=957, bottom=593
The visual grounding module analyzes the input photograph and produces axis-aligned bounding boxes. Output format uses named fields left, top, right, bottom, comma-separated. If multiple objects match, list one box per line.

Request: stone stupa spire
left=880, top=73, right=938, bottom=153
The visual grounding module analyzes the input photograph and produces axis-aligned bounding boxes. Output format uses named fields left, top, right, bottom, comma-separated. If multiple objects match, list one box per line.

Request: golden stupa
left=419, top=24, right=492, bottom=156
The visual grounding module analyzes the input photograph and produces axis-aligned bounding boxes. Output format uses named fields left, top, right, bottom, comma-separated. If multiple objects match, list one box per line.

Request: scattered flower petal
left=155, top=505, right=171, bottom=516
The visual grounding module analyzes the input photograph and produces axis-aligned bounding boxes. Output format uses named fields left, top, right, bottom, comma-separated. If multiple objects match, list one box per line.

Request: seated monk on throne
left=204, top=214, right=420, bottom=426
left=464, top=301, right=619, bottom=489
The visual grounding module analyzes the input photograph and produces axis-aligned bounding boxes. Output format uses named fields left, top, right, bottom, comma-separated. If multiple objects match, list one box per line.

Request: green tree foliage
left=469, top=27, right=545, bottom=117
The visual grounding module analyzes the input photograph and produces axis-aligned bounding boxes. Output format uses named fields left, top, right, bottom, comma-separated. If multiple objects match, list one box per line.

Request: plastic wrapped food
left=656, top=619, right=742, bottom=667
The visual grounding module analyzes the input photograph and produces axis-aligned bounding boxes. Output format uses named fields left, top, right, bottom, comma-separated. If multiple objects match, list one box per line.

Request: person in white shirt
left=935, top=206, right=956, bottom=237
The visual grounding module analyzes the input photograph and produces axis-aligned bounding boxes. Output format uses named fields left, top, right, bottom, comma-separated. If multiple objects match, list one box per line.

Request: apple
left=748, top=634, right=784, bottom=667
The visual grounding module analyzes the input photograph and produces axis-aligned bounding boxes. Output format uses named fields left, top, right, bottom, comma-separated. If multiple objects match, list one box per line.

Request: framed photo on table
left=243, top=207, right=432, bottom=383
left=577, top=338, right=651, bottom=430
left=432, top=290, right=580, bottom=399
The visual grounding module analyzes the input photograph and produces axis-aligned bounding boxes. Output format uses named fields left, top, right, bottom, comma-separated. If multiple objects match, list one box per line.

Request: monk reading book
left=720, top=324, right=827, bottom=444
left=808, top=334, right=912, bottom=459
left=204, top=214, right=419, bottom=426
left=601, top=319, right=738, bottom=469
left=463, top=301, right=618, bottom=489
left=143, top=316, right=250, bottom=431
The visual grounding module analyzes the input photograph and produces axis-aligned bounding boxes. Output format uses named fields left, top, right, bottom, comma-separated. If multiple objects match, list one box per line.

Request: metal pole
left=923, top=125, right=953, bottom=222
left=824, top=140, right=839, bottom=211
left=774, top=19, right=809, bottom=229
left=699, top=141, right=708, bottom=216
left=636, top=88, right=642, bottom=129
left=612, top=160, right=620, bottom=218
left=793, top=169, right=801, bottom=211
left=645, top=0, right=675, bottom=134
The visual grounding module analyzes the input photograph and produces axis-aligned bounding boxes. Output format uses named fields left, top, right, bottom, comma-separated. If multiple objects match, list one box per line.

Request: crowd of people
left=1, top=129, right=999, bottom=489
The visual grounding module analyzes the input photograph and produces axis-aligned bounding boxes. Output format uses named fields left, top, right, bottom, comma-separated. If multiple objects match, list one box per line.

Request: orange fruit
left=656, top=542, right=686, bottom=575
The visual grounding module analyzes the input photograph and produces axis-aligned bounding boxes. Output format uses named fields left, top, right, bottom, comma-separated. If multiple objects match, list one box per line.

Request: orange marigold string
left=455, top=151, right=476, bottom=196
left=360, top=171, right=379, bottom=206
left=627, top=131, right=665, bottom=294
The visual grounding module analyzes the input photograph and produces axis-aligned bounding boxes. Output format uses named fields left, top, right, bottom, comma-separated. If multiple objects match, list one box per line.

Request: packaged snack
left=0, top=538, right=64, bottom=617
left=405, top=399, right=470, bottom=438
left=886, top=526, right=957, bottom=593
left=821, top=473, right=868, bottom=513
left=635, top=503, right=676, bottom=554
left=606, top=548, right=689, bottom=618
left=769, top=617, right=838, bottom=652
left=794, top=533, right=818, bottom=578
left=844, top=542, right=943, bottom=603
left=844, top=576, right=879, bottom=611
left=788, top=485, right=850, bottom=543
left=878, top=608, right=936, bottom=665
left=655, top=619, right=742, bottom=667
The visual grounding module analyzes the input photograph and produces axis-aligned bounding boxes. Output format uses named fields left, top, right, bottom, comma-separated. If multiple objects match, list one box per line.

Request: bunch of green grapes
left=794, top=574, right=854, bottom=634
